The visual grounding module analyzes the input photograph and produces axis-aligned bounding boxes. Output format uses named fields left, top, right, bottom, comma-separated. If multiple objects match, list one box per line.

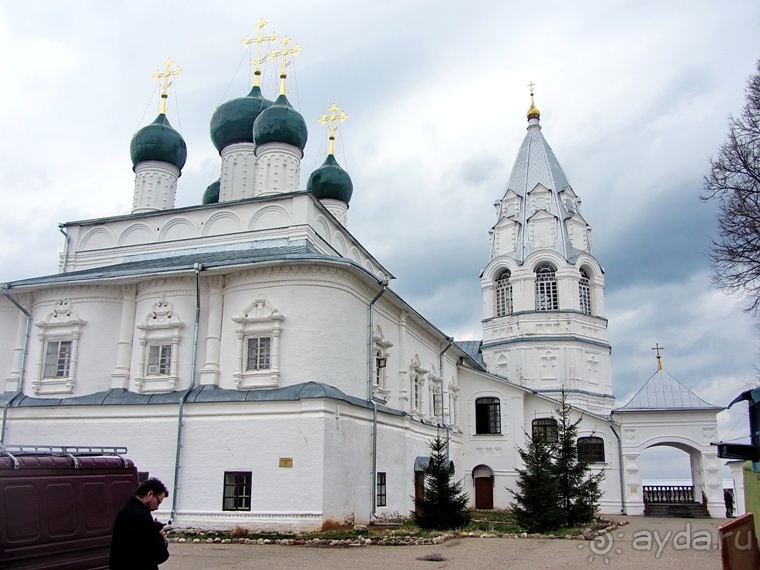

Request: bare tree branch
left=702, top=60, right=760, bottom=315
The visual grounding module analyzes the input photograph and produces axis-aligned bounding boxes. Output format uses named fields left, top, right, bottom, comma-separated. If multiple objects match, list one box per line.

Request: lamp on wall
left=376, top=357, right=387, bottom=369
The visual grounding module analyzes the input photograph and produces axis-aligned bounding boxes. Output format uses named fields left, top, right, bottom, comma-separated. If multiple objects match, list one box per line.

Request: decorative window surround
left=135, top=296, right=184, bottom=393
left=372, top=324, right=393, bottom=403
left=409, top=353, right=428, bottom=416
left=34, top=299, right=86, bottom=395
left=232, top=295, right=284, bottom=389
left=448, top=379, right=461, bottom=428
left=428, top=365, right=443, bottom=420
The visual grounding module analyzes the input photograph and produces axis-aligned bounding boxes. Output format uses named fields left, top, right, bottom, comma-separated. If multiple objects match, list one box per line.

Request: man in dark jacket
left=109, top=477, right=170, bottom=570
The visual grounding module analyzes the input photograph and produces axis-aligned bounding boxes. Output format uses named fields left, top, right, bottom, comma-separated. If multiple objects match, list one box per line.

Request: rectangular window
left=475, top=397, right=501, bottom=434
left=147, top=344, right=172, bottom=375
left=432, top=393, right=442, bottom=417
left=223, top=471, right=252, bottom=511
left=43, top=340, right=72, bottom=378
left=246, top=337, right=271, bottom=371
left=412, top=376, right=420, bottom=410
left=376, top=472, right=387, bottom=507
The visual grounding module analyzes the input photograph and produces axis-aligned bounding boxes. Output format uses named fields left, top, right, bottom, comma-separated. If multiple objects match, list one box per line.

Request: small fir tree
left=511, top=429, right=564, bottom=533
left=511, top=390, right=604, bottom=532
left=553, top=391, right=604, bottom=527
left=413, top=433, right=472, bottom=530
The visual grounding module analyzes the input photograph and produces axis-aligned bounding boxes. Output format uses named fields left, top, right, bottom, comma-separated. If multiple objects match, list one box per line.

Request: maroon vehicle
left=0, top=445, right=138, bottom=569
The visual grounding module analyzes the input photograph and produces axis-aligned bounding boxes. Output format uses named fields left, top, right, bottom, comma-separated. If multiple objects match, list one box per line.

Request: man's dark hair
left=135, top=477, right=169, bottom=498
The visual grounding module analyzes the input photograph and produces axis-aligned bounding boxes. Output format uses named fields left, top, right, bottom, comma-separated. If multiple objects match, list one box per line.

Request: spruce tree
left=511, top=391, right=604, bottom=532
left=511, top=429, right=564, bottom=533
left=413, top=433, right=471, bottom=530
left=553, top=391, right=604, bottom=527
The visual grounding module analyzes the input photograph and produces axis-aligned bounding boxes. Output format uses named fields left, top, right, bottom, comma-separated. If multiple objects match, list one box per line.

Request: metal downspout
left=608, top=418, right=627, bottom=515
left=170, top=263, right=202, bottom=523
left=438, top=338, right=453, bottom=456
left=58, top=224, right=70, bottom=273
left=1, top=287, right=31, bottom=446
left=368, top=280, right=388, bottom=521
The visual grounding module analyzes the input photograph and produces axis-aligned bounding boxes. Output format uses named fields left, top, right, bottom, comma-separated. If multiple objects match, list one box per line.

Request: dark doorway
left=475, top=477, right=494, bottom=509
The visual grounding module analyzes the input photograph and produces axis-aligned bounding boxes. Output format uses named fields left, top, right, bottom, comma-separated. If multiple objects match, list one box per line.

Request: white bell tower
left=480, top=88, right=613, bottom=415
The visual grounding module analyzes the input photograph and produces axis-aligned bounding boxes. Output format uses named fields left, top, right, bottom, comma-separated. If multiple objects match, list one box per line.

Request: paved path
left=162, top=516, right=734, bottom=569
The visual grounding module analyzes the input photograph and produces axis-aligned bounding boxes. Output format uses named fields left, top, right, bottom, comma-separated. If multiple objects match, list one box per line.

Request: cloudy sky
left=1, top=1, right=759, bottom=478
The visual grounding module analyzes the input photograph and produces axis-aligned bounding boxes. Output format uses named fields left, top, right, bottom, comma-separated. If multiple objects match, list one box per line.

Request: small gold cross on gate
left=651, top=343, right=665, bottom=371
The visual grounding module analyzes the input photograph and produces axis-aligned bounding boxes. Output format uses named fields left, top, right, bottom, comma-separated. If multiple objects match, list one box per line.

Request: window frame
left=475, top=397, right=502, bottom=435
left=222, top=471, right=252, bottom=511
left=376, top=472, right=387, bottom=507
left=495, top=269, right=513, bottom=317
left=532, top=418, right=559, bottom=443
left=577, top=436, right=605, bottom=464
left=535, top=263, right=559, bottom=311
left=43, top=339, right=73, bottom=379
left=245, top=336, right=272, bottom=371
left=146, top=343, right=173, bottom=376
left=579, top=268, right=592, bottom=315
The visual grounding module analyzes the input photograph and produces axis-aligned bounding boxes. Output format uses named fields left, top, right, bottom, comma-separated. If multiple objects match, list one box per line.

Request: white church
left=0, top=32, right=728, bottom=530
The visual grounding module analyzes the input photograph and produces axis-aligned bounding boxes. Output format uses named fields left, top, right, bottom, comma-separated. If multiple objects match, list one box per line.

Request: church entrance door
left=475, top=477, right=493, bottom=509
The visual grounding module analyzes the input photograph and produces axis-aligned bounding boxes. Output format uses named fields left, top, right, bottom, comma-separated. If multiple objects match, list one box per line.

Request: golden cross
left=241, top=18, right=278, bottom=87
left=270, top=36, right=302, bottom=95
left=153, top=58, right=182, bottom=115
left=651, top=343, right=665, bottom=371
left=527, top=81, right=536, bottom=96
left=318, top=103, right=348, bottom=155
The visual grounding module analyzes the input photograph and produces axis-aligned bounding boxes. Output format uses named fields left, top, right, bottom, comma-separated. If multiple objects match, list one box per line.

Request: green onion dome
left=307, top=154, right=353, bottom=204
left=202, top=178, right=220, bottom=205
left=209, top=85, right=272, bottom=153
left=130, top=114, right=187, bottom=171
left=253, top=93, right=308, bottom=151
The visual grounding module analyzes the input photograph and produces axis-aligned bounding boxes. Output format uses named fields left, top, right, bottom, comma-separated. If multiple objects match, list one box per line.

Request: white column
left=111, top=286, right=136, bottom=389
left=397, top=312, right=408, bottom=402
left=199, top=277, right=224, bottom=386
left=219, top=143, right=256, bottom=202
left=5, top=297, right=30, bottom=392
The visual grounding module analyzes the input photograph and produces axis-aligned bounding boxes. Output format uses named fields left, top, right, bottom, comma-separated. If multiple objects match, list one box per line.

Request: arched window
left=475, top=397, right=501, bottom=435
left=532, top=418, right=558, bottom=443
left=579, top=268, right=592, bottom=315
left=495, top=269, right=513, bottom=317
left=535, top=264, right=558, bottom=311
left=577, top=436, right=605, bottom=463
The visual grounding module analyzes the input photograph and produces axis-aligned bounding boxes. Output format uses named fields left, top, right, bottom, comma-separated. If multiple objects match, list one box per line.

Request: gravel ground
left=161, top=516, right=733, bottom=569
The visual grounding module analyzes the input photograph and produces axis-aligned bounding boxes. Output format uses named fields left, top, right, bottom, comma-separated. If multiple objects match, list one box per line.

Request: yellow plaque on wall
left=279, top=457, right=293, bottom=468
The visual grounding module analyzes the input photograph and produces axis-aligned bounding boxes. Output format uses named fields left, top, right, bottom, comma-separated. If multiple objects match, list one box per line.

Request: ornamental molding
left=410, top=353, right=428, bottom=376
left=232, top=294, right=285, bottom=326
left=137, top=295, right=184, bottom=331
left=35, top=299, right=87, bottom=331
